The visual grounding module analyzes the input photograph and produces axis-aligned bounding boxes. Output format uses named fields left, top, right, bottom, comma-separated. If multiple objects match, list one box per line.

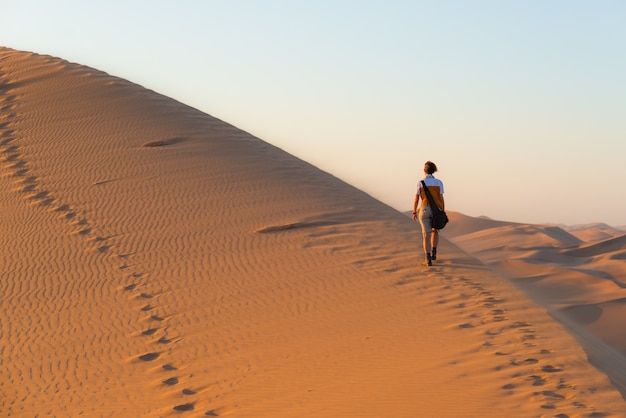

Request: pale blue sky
left=3, top=1, right=626, bottom=226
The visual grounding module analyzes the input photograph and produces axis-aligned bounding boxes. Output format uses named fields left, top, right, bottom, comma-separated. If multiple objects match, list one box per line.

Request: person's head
left=424, top=161, right=438, bottom=174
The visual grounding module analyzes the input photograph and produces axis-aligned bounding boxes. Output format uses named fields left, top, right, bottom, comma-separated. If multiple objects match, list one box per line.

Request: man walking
left=412, top=161, right=445, bottom=266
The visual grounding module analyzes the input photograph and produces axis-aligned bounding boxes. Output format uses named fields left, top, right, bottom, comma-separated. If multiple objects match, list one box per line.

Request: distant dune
left=2, top=47, right=626, bottom=417
left=562, top=222, right=626, bottom=242
left=436, top=211, right=517, bottom=239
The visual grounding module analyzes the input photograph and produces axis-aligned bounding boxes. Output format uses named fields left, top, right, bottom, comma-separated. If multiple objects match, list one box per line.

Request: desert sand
left=1, top=47, right=626, bottom=417
left=444, top=212, right=626, bottom=398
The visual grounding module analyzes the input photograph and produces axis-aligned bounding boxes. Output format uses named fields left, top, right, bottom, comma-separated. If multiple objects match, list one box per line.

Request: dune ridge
left=2, top=47, right=626, bottom=416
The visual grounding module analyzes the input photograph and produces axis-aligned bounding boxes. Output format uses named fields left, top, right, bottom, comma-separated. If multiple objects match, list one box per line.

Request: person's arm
left=440, top=195, right=445, bottom=211
left=412, top=193, right=420, bottom=222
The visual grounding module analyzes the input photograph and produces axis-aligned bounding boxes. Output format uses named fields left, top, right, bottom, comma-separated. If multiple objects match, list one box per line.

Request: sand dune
left=562, top=234, right=626, bottom=258
left=445, top=211, right=626, bottom=397
left=2, top=47, right=626, bottom=417
left=437, top=211, right=519, bottom=239
left=563, top=222, right=626, bottom=243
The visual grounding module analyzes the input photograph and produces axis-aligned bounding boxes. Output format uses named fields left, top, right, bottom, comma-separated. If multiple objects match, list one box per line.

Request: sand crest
left=1, top=47, right=625, bottom=417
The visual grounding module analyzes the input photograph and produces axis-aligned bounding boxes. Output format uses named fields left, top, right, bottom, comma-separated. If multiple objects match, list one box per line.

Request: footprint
left=510, top=358, right=538, bottom=366
left=142, top=328, right=158, bottom=336
left=163, top=364, right=178, bottom=371
left=173, top=403, right=194, bottom=412
left=97, top=245, right=110, bottom=253
left=2, top=145, right=18, bottom=154
left=157, top=336, right=172, bottom=344
left=541, top=390, right=565, bottom=399
left=182, top=388, right=196, bottom=395
left=557, top=378, right=574, bottom=390
left=529, top=375, right=548, bottom=386
left=74, top=218, right=89, bottom=227
left=10, top=161, right=26, bottom=170
left=163, top=377, right=179, bottom=386
left=138, top=352, right=160, bottom=362
left=20, top=183, right=36, bottom=193
left=542, top=365, right=562, bottom=373
left=21, top=176, right=37, bottom=186
left=37, top=197, right=55, bottom=207
left=30, top=191, right=50, bottom=201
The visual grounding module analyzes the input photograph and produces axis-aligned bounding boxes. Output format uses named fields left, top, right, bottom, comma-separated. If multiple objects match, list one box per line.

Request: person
left=412, top=161, right=445, bottom=266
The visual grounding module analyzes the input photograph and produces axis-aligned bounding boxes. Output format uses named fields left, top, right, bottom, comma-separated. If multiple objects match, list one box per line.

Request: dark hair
left=424, top=161, right=438, bottom=174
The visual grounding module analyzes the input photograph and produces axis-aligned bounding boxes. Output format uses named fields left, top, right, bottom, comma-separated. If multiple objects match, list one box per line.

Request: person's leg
left=422, top=232, right=432, bottom=256
left=421, top=232, right=432, bottom=266
left=431, top=230, right=439, bottom=260
left=418, top=207, right=433, bottom=266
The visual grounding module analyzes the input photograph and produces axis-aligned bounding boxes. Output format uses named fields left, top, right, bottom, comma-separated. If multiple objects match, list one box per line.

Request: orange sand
left=1, top=47, right=625, bottom=417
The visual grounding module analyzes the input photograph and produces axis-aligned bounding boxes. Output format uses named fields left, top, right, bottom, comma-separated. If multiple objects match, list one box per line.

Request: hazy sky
left=4, top=1, right=625, bottom=226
